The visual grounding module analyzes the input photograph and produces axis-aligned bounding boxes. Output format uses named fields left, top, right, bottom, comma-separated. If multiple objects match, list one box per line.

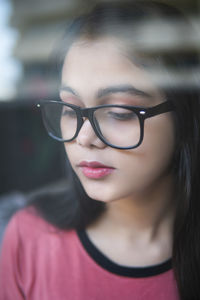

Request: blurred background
left=0, top=0, right=199, bottom=236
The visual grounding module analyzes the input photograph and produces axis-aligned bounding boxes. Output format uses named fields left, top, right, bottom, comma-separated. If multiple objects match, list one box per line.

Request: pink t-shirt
left=0, top=208, right=180, bottom=300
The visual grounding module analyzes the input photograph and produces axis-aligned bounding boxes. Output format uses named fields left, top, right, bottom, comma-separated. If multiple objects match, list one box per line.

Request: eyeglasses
left=37, top=100, right=174, bottom=150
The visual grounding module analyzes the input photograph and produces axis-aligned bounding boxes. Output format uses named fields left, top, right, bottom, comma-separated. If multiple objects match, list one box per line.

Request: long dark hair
left=31, top=2, right=200, bottom=299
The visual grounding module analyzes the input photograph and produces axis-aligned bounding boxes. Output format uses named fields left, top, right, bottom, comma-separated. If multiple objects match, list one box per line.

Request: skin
left=60, top=37, right=176, bottom=266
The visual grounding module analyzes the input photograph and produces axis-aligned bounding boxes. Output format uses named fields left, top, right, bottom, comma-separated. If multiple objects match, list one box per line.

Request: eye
left=107, top=110, right=137, bottom=121
left=62, top=106, right=77, bottom=118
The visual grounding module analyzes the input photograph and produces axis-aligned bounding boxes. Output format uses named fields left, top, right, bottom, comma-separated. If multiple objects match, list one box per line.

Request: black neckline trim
left=77, top=229, right=172, bottom=278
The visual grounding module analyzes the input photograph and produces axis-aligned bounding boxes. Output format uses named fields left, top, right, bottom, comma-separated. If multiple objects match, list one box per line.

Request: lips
left=78, top=161, right=115, bottom=179
left=78, top=161, right=113, bottom=168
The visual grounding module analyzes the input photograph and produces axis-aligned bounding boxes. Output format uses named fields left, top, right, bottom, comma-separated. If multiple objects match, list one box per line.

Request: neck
left=86, top=173, right=175, bottom=266
left=87, top=172, right=175, bottom=243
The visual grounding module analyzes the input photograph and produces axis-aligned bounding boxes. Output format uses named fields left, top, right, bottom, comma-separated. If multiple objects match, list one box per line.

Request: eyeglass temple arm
left=144, top=101, right=174, bottom=118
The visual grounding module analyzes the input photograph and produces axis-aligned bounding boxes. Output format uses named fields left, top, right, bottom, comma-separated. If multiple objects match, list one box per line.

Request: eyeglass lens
left=93, top=106, right=140, bottom=147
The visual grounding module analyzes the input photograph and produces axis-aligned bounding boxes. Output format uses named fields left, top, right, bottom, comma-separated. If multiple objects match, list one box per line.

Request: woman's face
left=60, top=37, right=175, bottom=202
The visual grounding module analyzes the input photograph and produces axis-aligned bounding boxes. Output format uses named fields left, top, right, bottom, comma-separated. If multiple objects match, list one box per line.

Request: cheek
left=129, top=114, right=175, bottom=183
left=64, top=143, right=76, bottom=166
left=144, top=114, right=175, bottom=163
left=114, top=113, right=175, bottom=185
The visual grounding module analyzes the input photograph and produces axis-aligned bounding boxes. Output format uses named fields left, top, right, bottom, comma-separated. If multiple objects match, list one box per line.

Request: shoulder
left=0, top=206, right=78, bottom=273
left=1, top=206, right=77, bottom=253
left=4, top=206, right=57, bottom=237
left=0, top=207, right=80, bottom=297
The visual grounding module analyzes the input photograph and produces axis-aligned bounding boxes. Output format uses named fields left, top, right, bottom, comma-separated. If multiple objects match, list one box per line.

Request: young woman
left=0, top=1, right=200, bottom=299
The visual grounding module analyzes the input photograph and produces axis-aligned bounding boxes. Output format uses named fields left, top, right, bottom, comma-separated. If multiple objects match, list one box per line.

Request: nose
left=76, top=118, right=106, bottom=148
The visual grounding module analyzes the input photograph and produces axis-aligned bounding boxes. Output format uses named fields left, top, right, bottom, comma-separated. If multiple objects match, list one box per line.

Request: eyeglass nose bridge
left=76, top=107, right=98, bottom=136
left=75, top=106, right=105, bottom=145
left=79, top=107, right=92, bottom=119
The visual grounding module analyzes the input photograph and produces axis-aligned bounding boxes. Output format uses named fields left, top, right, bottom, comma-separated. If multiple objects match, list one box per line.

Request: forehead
left=62, top=38, right=133, bottom=79
left=61, top=38, right=162, bottom=102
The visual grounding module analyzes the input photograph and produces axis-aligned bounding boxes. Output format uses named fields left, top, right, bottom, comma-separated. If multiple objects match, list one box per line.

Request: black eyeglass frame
left=37, top=100, right=174, bottom=150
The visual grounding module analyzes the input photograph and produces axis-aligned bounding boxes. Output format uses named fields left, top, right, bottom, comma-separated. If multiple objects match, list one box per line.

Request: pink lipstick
left=78, top=161, right=115, bottom=179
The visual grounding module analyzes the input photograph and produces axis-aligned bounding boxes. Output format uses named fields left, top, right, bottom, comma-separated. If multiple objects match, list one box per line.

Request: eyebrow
left=96, top=85, right=152, bottom=99
left=60, top=84, right=152, bottom=99
left=60, top=85, right=79, bottom=96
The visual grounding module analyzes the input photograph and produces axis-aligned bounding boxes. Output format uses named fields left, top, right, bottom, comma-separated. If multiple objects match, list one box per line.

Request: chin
left=86, top=191, right=112, bottom=203
left=83, top=185, right=122, bottom=203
